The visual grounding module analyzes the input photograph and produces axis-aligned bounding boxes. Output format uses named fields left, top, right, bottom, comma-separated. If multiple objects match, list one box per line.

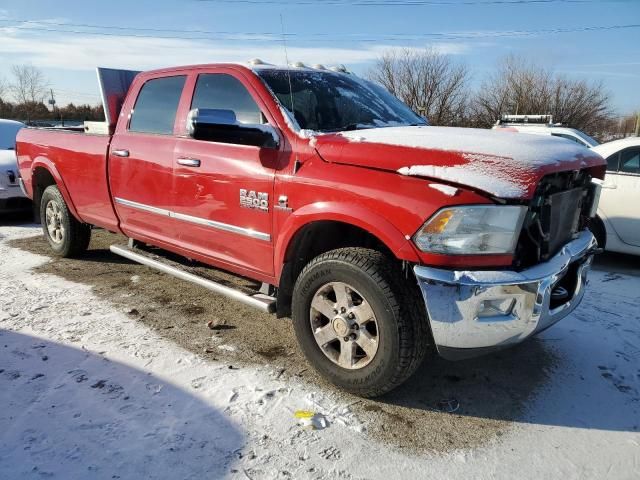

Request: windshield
left=0, top=122, right=24, bottom=150
left=571, top=129, right=599, bottom=147
left=256, top=69, right=426, bottom=133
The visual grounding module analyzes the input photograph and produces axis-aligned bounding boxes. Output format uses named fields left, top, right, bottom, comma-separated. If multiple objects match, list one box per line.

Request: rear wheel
left=40, top=185, right=91, bottom=257
left=291, top=247, right=430, bottom=397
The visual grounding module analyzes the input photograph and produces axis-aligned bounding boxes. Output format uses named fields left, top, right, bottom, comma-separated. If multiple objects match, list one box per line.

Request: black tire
left=590, top=216, right=607, bottom=249
left=292, top=247, right=431, bottom=397
left=40, top=185, right=91, bottom=257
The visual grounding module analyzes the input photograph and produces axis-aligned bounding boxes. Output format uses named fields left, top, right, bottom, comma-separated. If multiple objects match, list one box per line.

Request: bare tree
left=9, top=64, right=49, bottom=121
left=595, top=111, right=640, bottom=141
left=0, top=76, right=7, bottom=102
left=367, top=48, right=470, bottom=126
left=471, top=55, right=612, bottom=135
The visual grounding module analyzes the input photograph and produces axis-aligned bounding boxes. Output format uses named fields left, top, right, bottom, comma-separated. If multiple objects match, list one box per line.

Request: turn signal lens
left=421, top=209, right=454, bottom=234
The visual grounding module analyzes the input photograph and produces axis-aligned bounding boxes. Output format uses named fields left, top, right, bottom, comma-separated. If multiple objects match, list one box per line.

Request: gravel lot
left=1, top=219, right=639, bottom=479
left=7, top=227, right=548, bottom=452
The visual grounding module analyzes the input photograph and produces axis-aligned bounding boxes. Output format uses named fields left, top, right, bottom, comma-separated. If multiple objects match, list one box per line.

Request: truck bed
left=16, top=128, right=120, bottom=232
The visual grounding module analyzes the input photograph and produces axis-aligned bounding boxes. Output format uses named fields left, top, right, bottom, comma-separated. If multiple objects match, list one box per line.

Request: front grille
left=515, top=170, right=594, bottom=269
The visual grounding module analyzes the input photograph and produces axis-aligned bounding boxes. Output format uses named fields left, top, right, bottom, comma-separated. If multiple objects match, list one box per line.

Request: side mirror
left=187, top=108, right=279, bottom=149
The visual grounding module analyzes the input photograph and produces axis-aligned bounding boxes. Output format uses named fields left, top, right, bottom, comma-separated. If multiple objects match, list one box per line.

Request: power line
left=0, top=18, right=281, bottom=37
left=1, top=19, right=638, bottom=43
left=5, top=17, right=639, bottom=39
left=193, top=0, right=630, bottom=4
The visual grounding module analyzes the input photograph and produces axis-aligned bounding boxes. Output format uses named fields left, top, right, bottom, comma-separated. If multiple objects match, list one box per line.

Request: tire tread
left=294, top=247, right=431, bottom=397
left=41, top=185, right=91, bottom=257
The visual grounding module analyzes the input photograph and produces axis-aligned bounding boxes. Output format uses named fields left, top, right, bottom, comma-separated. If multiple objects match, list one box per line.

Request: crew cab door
left=599, top=146, right=640, bottom=246
left=109, top=73, right=187, bottom=244
left=172, top=69, right=280, bottom=276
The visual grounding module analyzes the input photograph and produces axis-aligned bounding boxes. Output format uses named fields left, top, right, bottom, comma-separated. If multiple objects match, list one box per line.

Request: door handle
left=602, top=183, right=617, bottom=190
left=112, top=149, right=130, bottom=158
left=177, top=158, right=201, bottom=167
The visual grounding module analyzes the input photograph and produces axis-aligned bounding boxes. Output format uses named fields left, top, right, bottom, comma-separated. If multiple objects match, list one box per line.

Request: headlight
left=413, top=205, right=527, bottom=255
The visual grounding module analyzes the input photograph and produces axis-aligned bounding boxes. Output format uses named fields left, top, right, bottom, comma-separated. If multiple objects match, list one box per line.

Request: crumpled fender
left=274, top=201, right=420, bottom=280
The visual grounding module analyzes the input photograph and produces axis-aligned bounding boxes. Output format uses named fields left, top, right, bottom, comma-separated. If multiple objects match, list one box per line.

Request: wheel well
left=590, top=215, right=607, bottom=249
left=32, top=167, right=56, bottom=222
left=276, top=221, right=395, bottom=318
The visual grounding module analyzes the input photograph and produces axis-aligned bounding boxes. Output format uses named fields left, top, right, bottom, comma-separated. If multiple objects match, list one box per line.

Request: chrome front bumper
left=414, top=230, right=597, bottom=360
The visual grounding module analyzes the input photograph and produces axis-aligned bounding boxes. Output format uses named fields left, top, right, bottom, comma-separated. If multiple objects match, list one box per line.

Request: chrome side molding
left=114, top=197, right=271, bottom=241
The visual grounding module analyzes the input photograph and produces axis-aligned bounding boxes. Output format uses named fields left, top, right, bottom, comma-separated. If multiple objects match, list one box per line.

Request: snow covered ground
left=1, top=224, right=639, bottom=479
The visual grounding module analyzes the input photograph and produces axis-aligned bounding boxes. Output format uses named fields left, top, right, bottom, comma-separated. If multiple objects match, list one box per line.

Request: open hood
left=313, top=126, right=605, bottom=199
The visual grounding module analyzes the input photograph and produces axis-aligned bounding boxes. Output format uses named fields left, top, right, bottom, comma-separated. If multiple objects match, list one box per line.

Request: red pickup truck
left=16, top=62, right=605, bottom=397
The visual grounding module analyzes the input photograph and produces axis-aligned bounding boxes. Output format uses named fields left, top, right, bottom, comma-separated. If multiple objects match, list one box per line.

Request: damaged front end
left=414, top=230, right=598, bottom=360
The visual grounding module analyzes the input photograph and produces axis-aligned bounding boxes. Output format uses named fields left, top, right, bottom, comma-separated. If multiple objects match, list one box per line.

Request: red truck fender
left=30, top=157, right=82, bottom=222
left=274, top=201, right=421, bottom=281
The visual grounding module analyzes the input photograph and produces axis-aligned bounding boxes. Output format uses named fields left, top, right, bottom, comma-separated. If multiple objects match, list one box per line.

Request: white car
left=590, top=137, right=640, bottom=255
left=492, top=115, right=599, bottom=148
left=0, top=119, right=30, bottom=213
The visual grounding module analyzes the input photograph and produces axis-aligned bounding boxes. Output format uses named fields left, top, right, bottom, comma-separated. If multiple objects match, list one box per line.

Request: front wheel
left=40, top=185, right=91, bottom=257
left=291, top=248, right=430, bottom=397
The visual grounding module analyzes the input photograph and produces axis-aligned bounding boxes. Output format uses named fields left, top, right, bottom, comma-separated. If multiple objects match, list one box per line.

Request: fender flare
left=274, top=201, right=420, bottom=280
left=31, top=158, right=82, bottom=221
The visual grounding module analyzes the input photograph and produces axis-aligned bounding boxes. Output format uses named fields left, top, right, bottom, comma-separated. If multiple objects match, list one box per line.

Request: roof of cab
left=138, top=61, right=350, bottom=77
left=138, top=63, right=255, bottom=76
left=592, top=136, right=640, bottom=156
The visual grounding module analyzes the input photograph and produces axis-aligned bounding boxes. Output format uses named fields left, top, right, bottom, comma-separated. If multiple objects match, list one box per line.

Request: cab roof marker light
left=329, top=65, right=348, bottom=73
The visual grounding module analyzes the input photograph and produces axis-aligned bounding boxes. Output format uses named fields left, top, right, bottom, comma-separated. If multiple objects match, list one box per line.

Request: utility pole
left=48, top=89, right=61, bottom=126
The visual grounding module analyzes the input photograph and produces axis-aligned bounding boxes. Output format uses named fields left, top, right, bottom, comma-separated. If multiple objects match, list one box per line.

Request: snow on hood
left=314, top=126, right=604, bottom=199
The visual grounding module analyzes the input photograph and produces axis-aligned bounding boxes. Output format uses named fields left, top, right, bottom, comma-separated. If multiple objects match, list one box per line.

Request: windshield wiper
left=324, top=121, right=425, bottom=133
left=324, top=123, right=371, bottom=133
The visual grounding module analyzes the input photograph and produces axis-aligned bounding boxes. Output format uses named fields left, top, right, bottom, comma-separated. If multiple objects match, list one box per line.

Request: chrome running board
left=109, top=244, right=276, bottom=313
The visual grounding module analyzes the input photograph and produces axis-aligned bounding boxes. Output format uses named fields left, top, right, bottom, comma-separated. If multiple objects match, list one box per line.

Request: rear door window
left=129, top=76, right=186, bottom=134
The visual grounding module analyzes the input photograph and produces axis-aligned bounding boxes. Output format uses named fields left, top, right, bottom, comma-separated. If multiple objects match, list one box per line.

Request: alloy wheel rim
left=45, top=200, right=65, bottom=244
left=309, top=281, right=379, bottom=370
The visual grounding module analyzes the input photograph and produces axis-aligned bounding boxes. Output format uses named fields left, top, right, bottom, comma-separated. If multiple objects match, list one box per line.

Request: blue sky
left=0, top=0, right=638, bottom=114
